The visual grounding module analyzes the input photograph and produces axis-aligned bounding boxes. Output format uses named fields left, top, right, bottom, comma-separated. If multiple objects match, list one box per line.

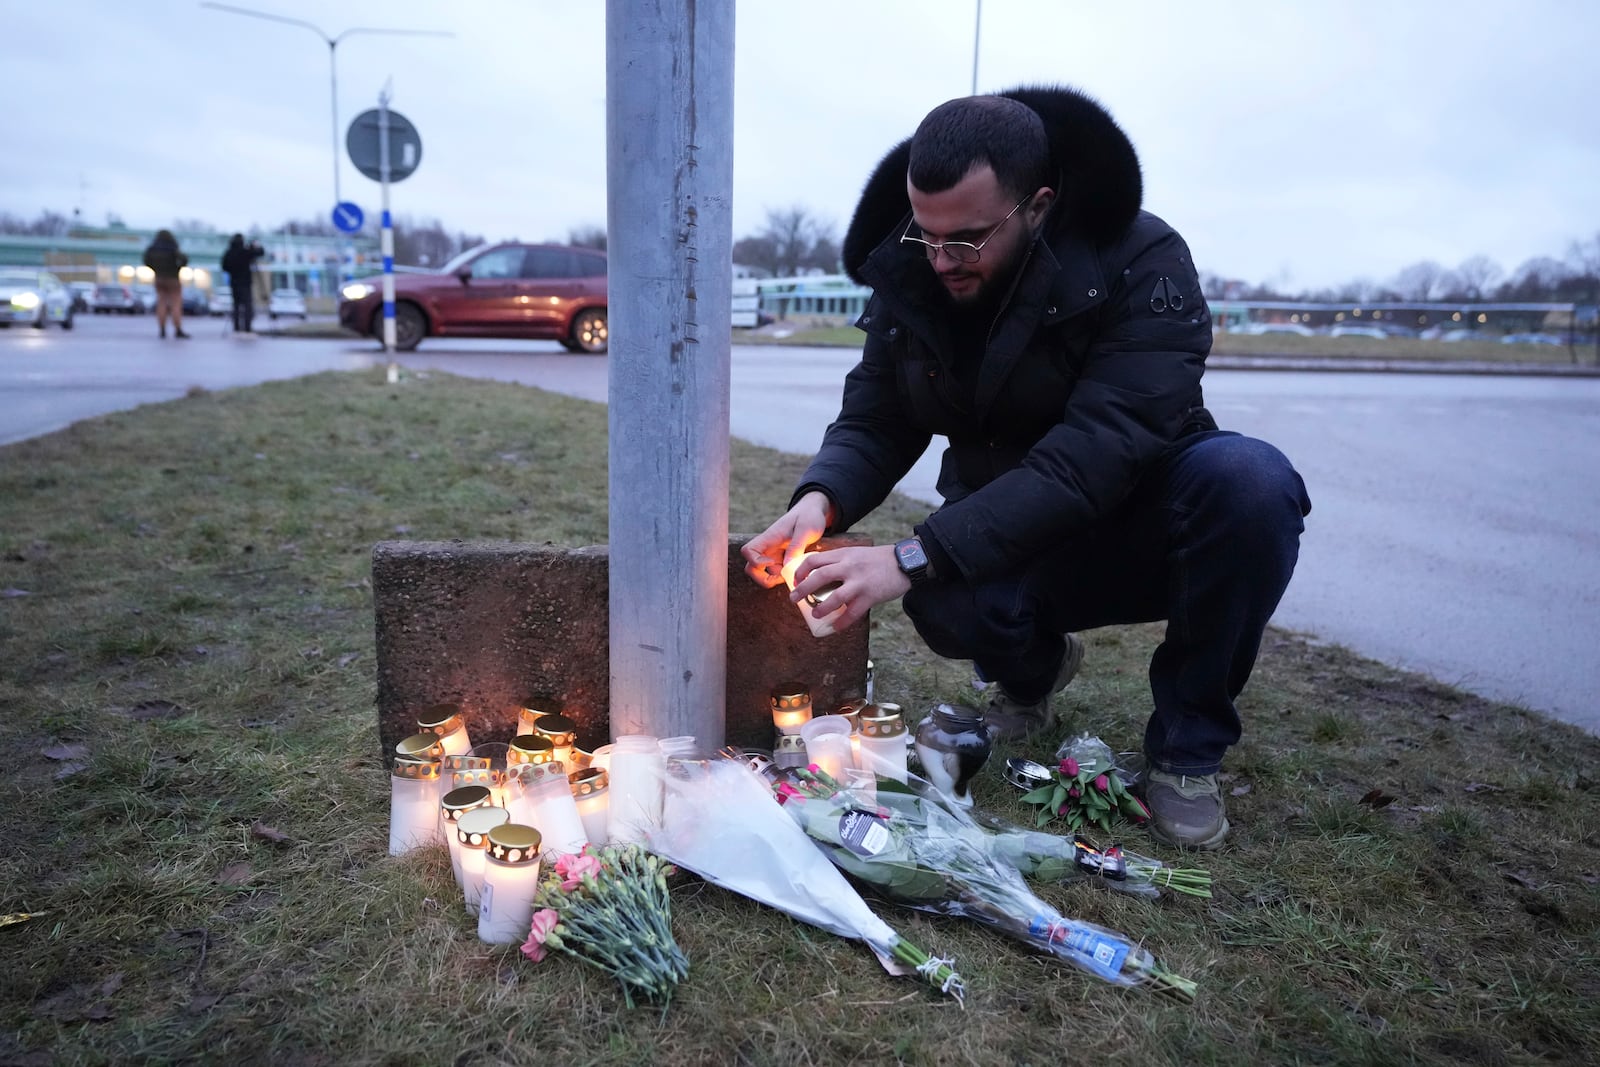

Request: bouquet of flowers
left=521, top=844, right=689, bottom=1008
left=1019, top=735, right=1150, bottom=835
left=971, top=813, right=1212, bottom=899
left=775, top=766, right=1198, bottom=1002
left=645, top=756, right=966, bottom=1001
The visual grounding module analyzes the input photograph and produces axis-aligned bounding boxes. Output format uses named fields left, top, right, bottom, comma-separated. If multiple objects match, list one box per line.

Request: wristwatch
left=893, top=537, right=931, bottom=584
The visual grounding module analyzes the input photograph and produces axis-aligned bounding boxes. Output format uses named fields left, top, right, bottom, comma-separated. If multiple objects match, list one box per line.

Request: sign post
left=346, top=99, right=422, bottom=370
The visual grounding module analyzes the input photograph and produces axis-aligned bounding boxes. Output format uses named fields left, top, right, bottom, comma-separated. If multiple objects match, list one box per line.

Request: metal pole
left=606, top=0, right=735, bottom=746
left=379, top=88, right=397, bottom=361
left=971, top=0, right=981, bottom=95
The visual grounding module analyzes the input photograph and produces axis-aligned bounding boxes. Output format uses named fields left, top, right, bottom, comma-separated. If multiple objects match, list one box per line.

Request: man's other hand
left=789, top=544, right=911, bottom=633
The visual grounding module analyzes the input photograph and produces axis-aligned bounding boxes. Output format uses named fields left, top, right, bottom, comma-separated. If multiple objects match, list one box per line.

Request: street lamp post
left=200, top=3, right=451, bottom=284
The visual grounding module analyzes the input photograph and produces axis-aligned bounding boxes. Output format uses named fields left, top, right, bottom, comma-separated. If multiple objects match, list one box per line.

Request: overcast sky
left=6, top=0, right=1598, bottom=291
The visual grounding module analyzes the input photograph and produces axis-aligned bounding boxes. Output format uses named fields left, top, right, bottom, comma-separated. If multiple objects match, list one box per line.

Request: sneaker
left=983, top=633, right=1086, bottom=742
left=175, top=330, right=191, bottom=339
left=1143, top=770, right=1229, bottom=849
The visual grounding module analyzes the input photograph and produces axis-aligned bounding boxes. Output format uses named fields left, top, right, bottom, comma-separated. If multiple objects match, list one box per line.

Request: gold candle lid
left=417, top=703, right=465, bottom=734
left=569, top=766, right=609, bottom=796
left=456, top=805, right=510, bottom=848
left=442, top=753, right=490, bottom=774
left=533, top=713, right=577, bottom=746
left=774, top=734, right=807, bottom=753
left=392, top=756, right=441, bottom=780
left=511, top=760, right=568, bottom=787
left=440, top=785, right=493, bottom=822
left=771, top=684, right=812, bottom=711
left=833, top=703, right=863, bottom=732
left=509, top=734, right=555, bottom=763
left=860, top=702, right=906, bottom=738
left=486, top=823, right=542, bottom=864
left=395, top=732, right=445, bottom=761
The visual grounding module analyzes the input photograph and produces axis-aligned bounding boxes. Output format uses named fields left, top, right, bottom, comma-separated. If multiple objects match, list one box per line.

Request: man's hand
left=788, top=544, right=911, bottom=633
left=740, top=491, right=834, bottom=589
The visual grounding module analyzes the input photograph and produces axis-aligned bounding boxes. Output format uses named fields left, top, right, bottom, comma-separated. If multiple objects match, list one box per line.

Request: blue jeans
left=902, top=431, right=1311, bottom=775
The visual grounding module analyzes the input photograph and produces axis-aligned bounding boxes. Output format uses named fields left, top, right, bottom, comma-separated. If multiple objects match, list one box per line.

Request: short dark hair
left=907, top=95, right=1050, bottom=201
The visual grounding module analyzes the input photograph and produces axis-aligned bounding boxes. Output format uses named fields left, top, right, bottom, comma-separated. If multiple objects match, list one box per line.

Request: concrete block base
left=371, top=535, right=871, bottom=758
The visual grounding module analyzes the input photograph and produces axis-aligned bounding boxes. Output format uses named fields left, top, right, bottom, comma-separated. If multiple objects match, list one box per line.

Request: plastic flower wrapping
left=774, top=764, right=1199, bottom=1002
left=644, top=755, right=966, bottom=1001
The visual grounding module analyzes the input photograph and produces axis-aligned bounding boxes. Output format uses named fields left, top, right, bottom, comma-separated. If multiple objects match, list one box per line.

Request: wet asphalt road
left=4, top=313, right=1597, bottom=732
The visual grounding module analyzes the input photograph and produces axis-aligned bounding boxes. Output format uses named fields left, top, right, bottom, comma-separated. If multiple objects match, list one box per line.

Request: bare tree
left=734, top=206, right=836, bottom=278
left=568, top=225, right=607, bottom=251
left=0, top=209, right=71, bottom=236
left=1454, top=255, right=1502, bottom=300
left=1391, top=260, right=1450, bottom=301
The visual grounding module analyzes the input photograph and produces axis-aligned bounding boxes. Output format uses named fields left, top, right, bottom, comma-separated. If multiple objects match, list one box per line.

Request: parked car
left=67, top=281, right=95, bottom=313
left=132, top=284, right=158, bottom=313
left=267, top=288, right=307, bottom=320
left=338, top=242, right=609, bottom=353
left=1238, top=321, right=1314, bottom=337
left=182, top=286, right=210, bottom=315
left=91, top=283, right=137, bottom=314
left=210, top=289, right=234, bottom=317
left=1500, top=333, right=1564, bottom=346
left=0, top=268, right=75, bottom=329
left=1328, top=322, right=1386, bottom=339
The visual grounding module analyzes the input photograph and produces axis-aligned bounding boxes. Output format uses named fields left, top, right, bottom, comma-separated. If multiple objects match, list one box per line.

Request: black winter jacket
left=221, top=239, right=264, bottom=288
left=795, top=85, right=1217, bottom=583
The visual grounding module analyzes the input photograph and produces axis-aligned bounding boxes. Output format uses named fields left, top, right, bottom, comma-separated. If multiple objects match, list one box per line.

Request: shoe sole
left=1148, top=816, right=1230, bottom=851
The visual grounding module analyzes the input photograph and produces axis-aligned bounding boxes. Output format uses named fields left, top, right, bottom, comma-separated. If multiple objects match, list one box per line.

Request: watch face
left=896, top=539, right=927, bottom=570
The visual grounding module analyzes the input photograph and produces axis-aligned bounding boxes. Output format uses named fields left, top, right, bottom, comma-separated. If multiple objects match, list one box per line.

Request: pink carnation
left=521, top=908, right=560, bottom=963
left=557, top=852, right=602, bottom=891
left=1059, top=757, right=1080, bottom=777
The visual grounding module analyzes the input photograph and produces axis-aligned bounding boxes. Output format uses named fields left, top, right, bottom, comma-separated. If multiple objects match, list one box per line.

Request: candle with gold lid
left=442, top=753, right=499, bottom=795
left=772, top=732, right=808, bottom=770
left=515, top=699, right=548, bottom=738
left=440, top=785, right=495, bottom=889
left=569, top=767, right=610, bottom=844
left=456, top=805, right=511, bottom=915
left=417, top=703, right=471, bottom=757
left=532, top=713, right=578, bottom=768
left=478, top=823, right=544, bottom=944
left=396, top=732, right=446, bottom=763
left=389, top=756, right=442, bottom=856
left=770, top=684, right=813, bottom=736
left=858, top=702, right=908, bottom=781
left=508, top=734, right=555, bottom=768
left=834, top=699, right=866, bottom=768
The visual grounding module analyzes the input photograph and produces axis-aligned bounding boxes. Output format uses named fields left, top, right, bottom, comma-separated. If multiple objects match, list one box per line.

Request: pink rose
left=1059, top=758, right=1080, bottom=777
left=1094, top=774, right=1109, bottom=792
left=558, top=852, right=602, bottom=891
left=521, top=908, right=560, bottom=963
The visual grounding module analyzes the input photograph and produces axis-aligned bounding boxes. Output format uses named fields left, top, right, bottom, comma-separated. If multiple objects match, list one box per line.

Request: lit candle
left=442, top=753, right=496, bottom=794
left=417, top=703, right=472, bottom=757
left=507, top=761, right=589, bottom=857
left=466, top=742, right=511, bottom=806
left=515, top=699, right=548, bottom=738
left=834, top=700, right=865, bottom=768
left=799, top=715, right=854, bottom=781
left=456, top=805, right=510, bottom=915
left=440, top=785, right=495, bottom=889
left=388, top=756, right=442, bottom=856
left=477, top=823, right=543, bottom=945
left=606, top=735, right=664, bottom=845
left=770, top=684, right=813, bottom=736
left=394, top=733, right=447, bottom=845
left=508, top=734, right=555, bottom=769
left=533, top=713, right=578, bottom=769
left=779, top=553, right=843, bottom=637
left=569, top=767, right=610, bottom=844
left=857, top=702, right=908, bottom=782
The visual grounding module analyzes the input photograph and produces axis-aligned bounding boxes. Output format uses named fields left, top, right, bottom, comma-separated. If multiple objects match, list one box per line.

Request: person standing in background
left=221, top=234, right=266, bottom=334
left=142, top=229, right=189, bottom=339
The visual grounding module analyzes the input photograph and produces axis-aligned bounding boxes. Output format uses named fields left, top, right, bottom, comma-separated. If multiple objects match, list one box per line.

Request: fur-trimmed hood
left=841, top=85, right=1142, bottom=284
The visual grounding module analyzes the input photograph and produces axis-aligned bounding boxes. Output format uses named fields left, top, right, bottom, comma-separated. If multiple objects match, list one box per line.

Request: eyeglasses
left=899, top=195, right=1032, bottom=264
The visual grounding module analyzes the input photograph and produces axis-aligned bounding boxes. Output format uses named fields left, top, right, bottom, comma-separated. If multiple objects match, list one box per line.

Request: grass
left=735, top=322, right=1597, bottom=365
left=3, top=370, right=1600, bottom=1066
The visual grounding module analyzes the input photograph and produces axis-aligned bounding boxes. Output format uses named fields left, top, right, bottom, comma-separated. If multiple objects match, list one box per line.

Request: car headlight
left=341, top=283, right=374, bottom=301
left=10, top=292, right=40, bottom=309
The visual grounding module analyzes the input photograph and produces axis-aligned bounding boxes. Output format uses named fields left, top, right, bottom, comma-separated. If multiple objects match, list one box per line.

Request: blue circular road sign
left=332, top=202, right=365, bottom=233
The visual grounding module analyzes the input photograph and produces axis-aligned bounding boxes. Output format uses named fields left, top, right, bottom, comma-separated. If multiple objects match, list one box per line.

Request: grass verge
left=2, top=370, right=1598, bottom=1066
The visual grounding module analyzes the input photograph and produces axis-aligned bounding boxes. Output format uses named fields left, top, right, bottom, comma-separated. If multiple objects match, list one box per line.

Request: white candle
left=478, top=823, right=543, bottom=945
left=800, top=715, right=853, bottom=781
left=508, top=734, right=555, bottom=769
left=507, top=762, right=589, bottom=857
left=515, top=701, right=547, bottom=737
left=456, top=805, right=510, bottom=914
left=589, top=744, right=615, bottom=773
left=857, top=702, right=909, bottom=782
left=388, top=758, right=442, bottom=856
left=569, top=767, right=610, bottom=844
left=440, top=785, right=495, bottom=889
left=534, top=713, right=578, bottom=769
left=606, top=734, right=664, bottom=845
left=770, top=684, right=813, bottom=735
left=417, top=703, right=472, bottom=757
left=779, top=553, right=843, bottom=637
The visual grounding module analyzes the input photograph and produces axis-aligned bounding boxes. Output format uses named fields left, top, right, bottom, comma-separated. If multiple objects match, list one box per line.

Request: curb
left=1206, top=355, right=1600, bottom=378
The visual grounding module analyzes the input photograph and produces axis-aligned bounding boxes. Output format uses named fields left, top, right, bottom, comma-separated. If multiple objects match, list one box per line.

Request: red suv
left=338, top=242, right=608, bottom=353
